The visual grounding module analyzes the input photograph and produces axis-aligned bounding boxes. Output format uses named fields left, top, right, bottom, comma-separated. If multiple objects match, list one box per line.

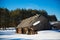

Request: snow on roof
left=33, top=21, right=40, bottom=26
left=50, top=21, right=60, bottom=25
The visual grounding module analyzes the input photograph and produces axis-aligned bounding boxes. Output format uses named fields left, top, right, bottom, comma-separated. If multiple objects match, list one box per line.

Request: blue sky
left=0, top=0, right=60, bottom=20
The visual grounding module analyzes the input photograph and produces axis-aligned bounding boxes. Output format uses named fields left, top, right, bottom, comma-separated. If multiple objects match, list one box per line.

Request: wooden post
left=16, top=28, right=22, bottom=34
left=28, top=28, right=34, bottom=35
left=22, top=27, right=28, bottom=34
left=28, top=28, right=37, bottom=35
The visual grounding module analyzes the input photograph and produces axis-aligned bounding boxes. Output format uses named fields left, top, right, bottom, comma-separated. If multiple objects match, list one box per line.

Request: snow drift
left=0, top=30, right=60, bottom=40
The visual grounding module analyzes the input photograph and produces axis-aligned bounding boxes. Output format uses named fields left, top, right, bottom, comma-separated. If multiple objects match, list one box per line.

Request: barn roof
left=17, top=14, right=39, bottom=28
left=31, top=15, right=51, bottom=30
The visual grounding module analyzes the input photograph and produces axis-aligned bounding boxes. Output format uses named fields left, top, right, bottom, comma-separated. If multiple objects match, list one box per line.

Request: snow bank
left=0, top=30, right=60, bottom=40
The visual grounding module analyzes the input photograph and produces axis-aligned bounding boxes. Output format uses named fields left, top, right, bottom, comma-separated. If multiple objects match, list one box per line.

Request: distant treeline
left=0, top=8, right=57, bottom=28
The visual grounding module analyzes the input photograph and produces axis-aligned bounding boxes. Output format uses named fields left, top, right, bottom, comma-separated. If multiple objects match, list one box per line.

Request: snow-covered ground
left=0, top=29, right=60, bottom=40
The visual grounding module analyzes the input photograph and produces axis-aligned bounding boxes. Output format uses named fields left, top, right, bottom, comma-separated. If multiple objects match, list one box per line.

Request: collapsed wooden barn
left=16, top=14, right=52, bottom=34
left=16, top=14, right=39, bottom=34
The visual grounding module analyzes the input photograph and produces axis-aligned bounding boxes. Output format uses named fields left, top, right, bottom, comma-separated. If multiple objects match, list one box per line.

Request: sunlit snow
left=0, top=29, right=60, bottom=40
